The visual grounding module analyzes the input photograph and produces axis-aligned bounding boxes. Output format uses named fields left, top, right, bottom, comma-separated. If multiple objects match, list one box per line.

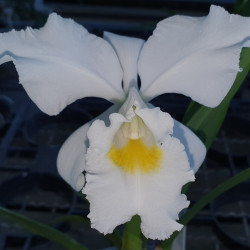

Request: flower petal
left=84, top=165, right=136, bottom=234
left=57, top=122, right=89, bottom=191
left=84, top=93, right=194, bottom=239
left=173, top=119, right=206, bottom=173
left=57, top=105, right=119, bottom=191
left=136, top=107, right=174, bottom=141
left=84, top=112, right=135, bottom=234
left=146, top=103, right=206, bottom=173
left=104, top=32, right=144, bottom=93
left=0, top=13, right=124, bottom=115
left=138, top=5, right=250, bottom=108
left=139, top=135, right=194, bottom=240
left=132, top=105, right=196, bottom=239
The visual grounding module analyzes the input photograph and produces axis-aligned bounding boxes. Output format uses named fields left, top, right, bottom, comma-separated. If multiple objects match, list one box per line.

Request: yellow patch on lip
left=108, top=139, right=163, bottom=174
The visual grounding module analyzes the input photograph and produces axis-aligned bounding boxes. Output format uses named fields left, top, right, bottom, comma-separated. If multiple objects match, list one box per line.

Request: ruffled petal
left=0, top=13, right=124, bottom=115
left=140, top=103, right=206, bottom=174
left=57, top=105, right=119, bottom=191
left=104, top=32, right=144, bottom=93
left=139, top=135, right=194, bottom=240
left=138, top=5, right=250, bottom=108
left=134, top=105, right=195, bottom=239
left=84, top=112, right=135, bottom=234
left=136, top=107, right=174, bottom=141
left=84, top=90, right=195, bottom=239
left=173, top=119, right=206, bottom=173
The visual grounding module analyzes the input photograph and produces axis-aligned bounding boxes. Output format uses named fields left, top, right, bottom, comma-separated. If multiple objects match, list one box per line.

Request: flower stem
left=121, top=215, right=142, bottom=250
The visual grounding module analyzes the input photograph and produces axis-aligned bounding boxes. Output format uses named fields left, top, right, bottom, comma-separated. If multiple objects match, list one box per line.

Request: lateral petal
left=145, top=103, right=206, bottom=173
left=138, top=5, right=250, bottom=108
left=0, top=13, right=124, bottom=115
left=173, top=120, right=206, bottom=173
left=57, top=105, right=119, bottom=191
left=57, top=122, right=89, bottom=191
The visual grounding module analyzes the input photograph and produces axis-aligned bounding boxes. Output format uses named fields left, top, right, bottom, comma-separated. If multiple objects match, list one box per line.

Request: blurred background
left=0, top=0, right=250, bottom=249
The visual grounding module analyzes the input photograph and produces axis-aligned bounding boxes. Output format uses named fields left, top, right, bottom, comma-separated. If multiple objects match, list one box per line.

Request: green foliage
left=50, top=214, right=122, bottom=248
left=121, top=215, right=143, bottom=250
left=234, top=0, right=250, bottom=16
left=0, top=207, right=87, bottom=250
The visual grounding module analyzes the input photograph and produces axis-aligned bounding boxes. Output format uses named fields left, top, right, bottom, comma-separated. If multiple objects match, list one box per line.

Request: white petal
left=173, top=119, right=206, bottom=173
left=146, top=102, right=206, bottom=173
left=104, top=32, right=144, bottom=93
left=139, top=135, right=195, bottom=240
left=138, top=5, right=250, bottom=108
left=136, top=107, right=174, bottom=141
left=84, top=92, right=195, bottom=239
left=57, top=122, right=89, bottom=191
left=84, top=168, right=136, bottom=234
left=84, top=112, right=194, bottom=238
left=0, top=13, right=124, bottom=115
left=57, top=105, right=119, bottom=191
left=87, top=113, right=126, bottom=156
left=84, top=112, right=135, bottom=234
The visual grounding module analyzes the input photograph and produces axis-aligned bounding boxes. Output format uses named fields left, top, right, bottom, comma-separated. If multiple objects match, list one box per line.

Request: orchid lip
left=108, top=104, right=163, bottom=174
left=84, top=90, right=195, bottom=239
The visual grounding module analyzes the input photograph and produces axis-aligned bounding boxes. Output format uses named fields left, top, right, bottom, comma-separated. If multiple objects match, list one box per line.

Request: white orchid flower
left=0, top=5, right=250, bottom=240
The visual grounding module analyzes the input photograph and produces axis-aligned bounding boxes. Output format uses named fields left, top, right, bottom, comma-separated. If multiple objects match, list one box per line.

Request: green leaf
left=162, top=168, right=250, bottom=249
left=121, top=215, right=142, bottom=250
left=49, top=214, right=122, bottom=248
left=49, top=214, right=90, bottom=226
left=183, top=101, right=229, bottom=149
left=183, top=48, right=250, bottom=149
left=0, top=206, right=87, bottom=250
left=106, top=230, right=122, bottom=249
left=234, top=0, right=250, bottom=16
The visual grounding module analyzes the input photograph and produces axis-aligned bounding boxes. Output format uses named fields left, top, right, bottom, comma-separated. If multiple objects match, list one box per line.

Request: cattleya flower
left=0, top=5, right=250, bottom=240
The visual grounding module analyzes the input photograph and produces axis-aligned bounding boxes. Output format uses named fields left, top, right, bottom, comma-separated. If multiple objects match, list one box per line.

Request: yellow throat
left=108, top=111, right=163, bottom=174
